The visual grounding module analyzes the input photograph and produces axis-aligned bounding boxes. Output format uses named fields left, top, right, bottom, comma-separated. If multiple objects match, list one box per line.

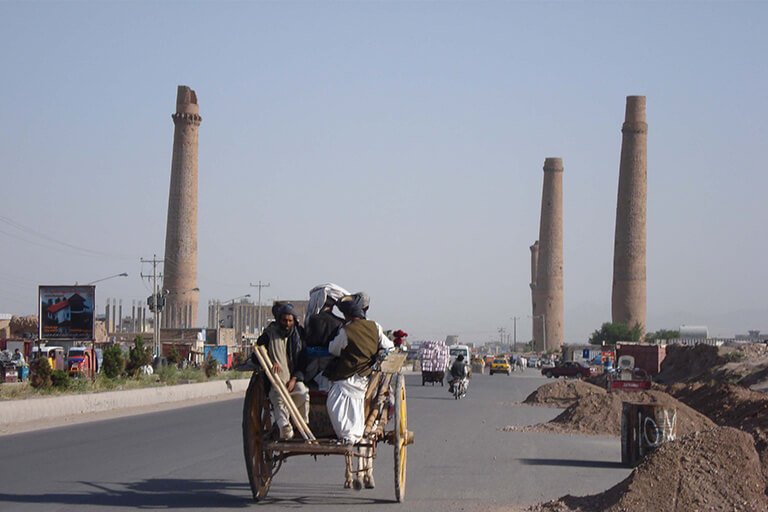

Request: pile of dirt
left=522, top=380, right=606, bottom=407
left=504, top=389, right=715, bottom=437
left=9, top=315, right=37, bottom=337
left=667, top=380, right=768, bottom=477
left=655, top=344, right=725, bottom=384
left=527, top=426, right=768, bottom=512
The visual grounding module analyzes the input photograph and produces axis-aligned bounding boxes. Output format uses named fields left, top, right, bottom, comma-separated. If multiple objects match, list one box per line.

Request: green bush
left=30, top=356, right=52, bottom=389
left=232, top=351, right=245, bottom=368
left=203, top=353, right=218, bottom=378
left=102, top=344, right=126, bottom=378
left=724, top=350, right=747, bottom=362
left=126, top=335, right=153, bottom=377
left=167, top=344, right=181, bottom=366
left=51, top=369, right=69, bottom=388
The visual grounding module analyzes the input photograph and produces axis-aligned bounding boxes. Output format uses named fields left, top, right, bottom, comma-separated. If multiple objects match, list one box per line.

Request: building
left=207, top=299, right=309, bottom=338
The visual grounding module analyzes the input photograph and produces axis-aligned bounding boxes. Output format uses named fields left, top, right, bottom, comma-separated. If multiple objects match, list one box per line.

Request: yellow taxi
left=489, top=358, right=511, bottom=376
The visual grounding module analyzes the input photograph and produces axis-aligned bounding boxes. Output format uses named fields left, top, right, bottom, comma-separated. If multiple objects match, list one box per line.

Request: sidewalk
left=0, top=378, right=251, bottom=436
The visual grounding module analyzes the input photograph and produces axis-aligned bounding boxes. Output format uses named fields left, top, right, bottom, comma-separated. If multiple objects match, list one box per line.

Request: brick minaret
left=532, top=158, right=564, bottom=352
left=162, top=86, right=201, bottom=328
left=612, top=96, right=647, bottom=332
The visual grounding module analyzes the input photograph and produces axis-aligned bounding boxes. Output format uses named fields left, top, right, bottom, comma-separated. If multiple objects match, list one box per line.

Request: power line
left=0, top=214, right=134, bottom=260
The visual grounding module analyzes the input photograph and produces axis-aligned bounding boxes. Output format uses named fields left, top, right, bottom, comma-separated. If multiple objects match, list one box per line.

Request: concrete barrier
left=0, top=378, right=251, bottom=427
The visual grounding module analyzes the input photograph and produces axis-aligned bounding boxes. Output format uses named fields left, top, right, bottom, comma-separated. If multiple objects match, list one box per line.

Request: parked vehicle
left=32, top=345, right=66, bottom=371
left=419, top=340, right=449, bottom=386
left=527, top=357, right=538, bottom=368
left=67, top=347, right=97, bottom=377
left=489, top=358, right=511, bottom=375
left=541, top=360, right=597, bottom=379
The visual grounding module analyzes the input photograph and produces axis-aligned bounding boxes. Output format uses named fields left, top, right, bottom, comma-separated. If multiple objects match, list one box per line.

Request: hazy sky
left=1, top=1, right=766, bottom=344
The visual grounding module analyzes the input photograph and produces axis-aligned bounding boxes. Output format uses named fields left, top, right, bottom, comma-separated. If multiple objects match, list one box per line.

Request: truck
left=615, top=342, right=666, bottom=375
left=67, top=347, right=97, bottom=377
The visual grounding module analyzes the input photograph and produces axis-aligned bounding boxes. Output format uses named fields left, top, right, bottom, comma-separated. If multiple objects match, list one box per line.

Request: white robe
left=326, top=321, right=394, bottom=443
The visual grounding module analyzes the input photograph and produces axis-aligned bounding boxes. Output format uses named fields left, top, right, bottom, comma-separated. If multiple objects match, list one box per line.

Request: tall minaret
left=612, top=96, right=647, bottom=332
left=532, top=158, right=564, bottom=352
left=162, top=85, right=201, bottom=328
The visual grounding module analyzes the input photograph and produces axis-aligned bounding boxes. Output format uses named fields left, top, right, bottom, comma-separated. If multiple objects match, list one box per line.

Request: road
left=0, top=371, right=630, bottom=511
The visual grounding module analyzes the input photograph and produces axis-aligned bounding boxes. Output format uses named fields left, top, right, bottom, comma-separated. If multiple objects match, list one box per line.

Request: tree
left=203, top=352, right=219, bottom=378
left=166, top=344, right=180, bottom=366
left=125, top=335, right=153, bottom=377
left=102, top=344, right=126, bottom=378
left=30, top=356, right=52, bottom=389
left=645, top=329, right=679, bottom=343
left=588, top=322, right=643, bottom=346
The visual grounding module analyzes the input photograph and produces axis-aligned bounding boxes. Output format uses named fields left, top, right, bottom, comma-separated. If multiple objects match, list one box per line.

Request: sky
left=1, top=1, right=766, bottom=344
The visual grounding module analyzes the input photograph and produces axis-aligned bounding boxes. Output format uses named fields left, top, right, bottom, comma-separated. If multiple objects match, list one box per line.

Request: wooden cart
left=243, top=351, right=414, bottom=503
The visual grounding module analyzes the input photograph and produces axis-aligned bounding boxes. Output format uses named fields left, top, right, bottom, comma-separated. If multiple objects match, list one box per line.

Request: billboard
left=39, top=285, right=95, bottom=340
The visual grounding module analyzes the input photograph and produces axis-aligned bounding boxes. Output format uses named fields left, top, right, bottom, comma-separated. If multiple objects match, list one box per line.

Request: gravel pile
left=503, top=389, right=715, bottom=437
left=522, top=380, right=606, bottom=408
left=526, top=427, right=767, bottom=512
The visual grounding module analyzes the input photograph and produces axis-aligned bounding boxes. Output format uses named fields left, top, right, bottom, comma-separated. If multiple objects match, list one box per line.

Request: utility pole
left=498, top=327, right=506, bottom=348
left=512, top=316, right=518, bottom=353
left=249, top=281, right=270, bottom=334
left=141, top=255, right=164, bottom=358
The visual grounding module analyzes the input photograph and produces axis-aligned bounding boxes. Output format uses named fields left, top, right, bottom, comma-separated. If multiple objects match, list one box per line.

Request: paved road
left=0, top=372, right=630, bottom=511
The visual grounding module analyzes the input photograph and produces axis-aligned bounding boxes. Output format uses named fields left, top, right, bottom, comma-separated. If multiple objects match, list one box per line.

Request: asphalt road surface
left=0, top=371, right=630, bottom=511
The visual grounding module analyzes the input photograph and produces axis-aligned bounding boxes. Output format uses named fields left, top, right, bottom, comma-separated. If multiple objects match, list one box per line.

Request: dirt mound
left=9, top=315, right=37, bottom=337
left=527, top=427, right=767, bottom=512
left=522, top=380, right=606, bottom=407
left=667, top=380, right=768, bottom=478
left=504, top=389, right=715, bottom=437
left=656, top=344, right=725, bottom=384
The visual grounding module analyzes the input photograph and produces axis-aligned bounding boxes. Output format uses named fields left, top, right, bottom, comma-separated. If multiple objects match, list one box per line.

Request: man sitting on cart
left=303, top=283, right=350, bottom=390
left=327, top=294, right=394, bottom=445
left=257, top=303, right=309, bottom=440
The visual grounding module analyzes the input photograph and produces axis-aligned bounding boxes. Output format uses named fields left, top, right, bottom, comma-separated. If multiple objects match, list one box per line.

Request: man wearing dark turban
left=327, top=294, right=393, bottom=441
left=257, top=303, right=308, bottom=440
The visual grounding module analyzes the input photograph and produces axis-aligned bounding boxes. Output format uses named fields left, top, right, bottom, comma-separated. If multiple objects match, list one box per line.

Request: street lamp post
left=86, top=272, right=128, bottom=285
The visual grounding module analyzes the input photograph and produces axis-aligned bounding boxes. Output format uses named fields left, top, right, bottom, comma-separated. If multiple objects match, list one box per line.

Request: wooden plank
left=380, top=352, right=407, bottom=374
left=266, top=441, right=357, bottom=456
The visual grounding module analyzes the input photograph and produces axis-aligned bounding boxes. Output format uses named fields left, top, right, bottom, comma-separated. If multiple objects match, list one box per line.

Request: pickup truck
left=541, top=361, right=597, bottom=379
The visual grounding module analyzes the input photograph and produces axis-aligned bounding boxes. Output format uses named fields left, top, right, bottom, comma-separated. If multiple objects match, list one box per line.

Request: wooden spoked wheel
left=242, top=371, right=275, bottom=501
left=393, top=373, right=407, bottom=502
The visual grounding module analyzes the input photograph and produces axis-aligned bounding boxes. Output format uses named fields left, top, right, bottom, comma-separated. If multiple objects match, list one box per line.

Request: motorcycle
left=450, top=377, right=468, bottom=399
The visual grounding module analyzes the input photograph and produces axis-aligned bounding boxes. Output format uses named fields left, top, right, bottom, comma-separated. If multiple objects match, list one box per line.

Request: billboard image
left=39, top=286, right=95, bottom=340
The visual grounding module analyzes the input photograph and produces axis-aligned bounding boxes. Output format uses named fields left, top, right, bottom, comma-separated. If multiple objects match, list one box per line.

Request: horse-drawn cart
left=243, top=348, right=413, bottom=502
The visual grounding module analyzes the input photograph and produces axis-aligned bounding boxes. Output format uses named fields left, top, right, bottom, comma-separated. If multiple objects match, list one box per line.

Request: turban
left=337, top=294, right=366, bottom=319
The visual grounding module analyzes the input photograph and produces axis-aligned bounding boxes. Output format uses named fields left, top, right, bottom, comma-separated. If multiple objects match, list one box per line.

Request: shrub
left=126, top=335, right=153, bottom=377
left=724, top=350, right=747, bottom=362
left=51, top=369, right=69, bottom=388
left=30, top=356, right=52, bottom=389
left=232, top=351, right=245, bottom=368
left=203, top=353, right=219, bottom=378
left=102, top=344, right=126, bottom=378
left=167, top=344, right=181, bottom=366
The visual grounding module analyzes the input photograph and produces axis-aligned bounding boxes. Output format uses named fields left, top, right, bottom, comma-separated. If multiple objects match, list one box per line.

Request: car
left=541, top=360, right=597, bottom=379
left=489, top=358, right=511, bottom=375
left=527, top=357, right=538, bottom=368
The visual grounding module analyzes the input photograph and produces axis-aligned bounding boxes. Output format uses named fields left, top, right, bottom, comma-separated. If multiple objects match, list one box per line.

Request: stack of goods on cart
left=418, top=340, right=449, bottom=371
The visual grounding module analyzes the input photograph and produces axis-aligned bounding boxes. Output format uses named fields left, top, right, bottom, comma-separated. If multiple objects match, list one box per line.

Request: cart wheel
left=243, top=370, right=276, bottom=501
left=393, top=373, right=407, bottom=502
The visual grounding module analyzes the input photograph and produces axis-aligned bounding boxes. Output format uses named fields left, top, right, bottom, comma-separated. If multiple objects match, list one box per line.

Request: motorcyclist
left=448, top=354, right=468, bottom=394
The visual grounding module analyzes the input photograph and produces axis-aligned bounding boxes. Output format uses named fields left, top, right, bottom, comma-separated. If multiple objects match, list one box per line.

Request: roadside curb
left=0, top=378, right=252, bottom=427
